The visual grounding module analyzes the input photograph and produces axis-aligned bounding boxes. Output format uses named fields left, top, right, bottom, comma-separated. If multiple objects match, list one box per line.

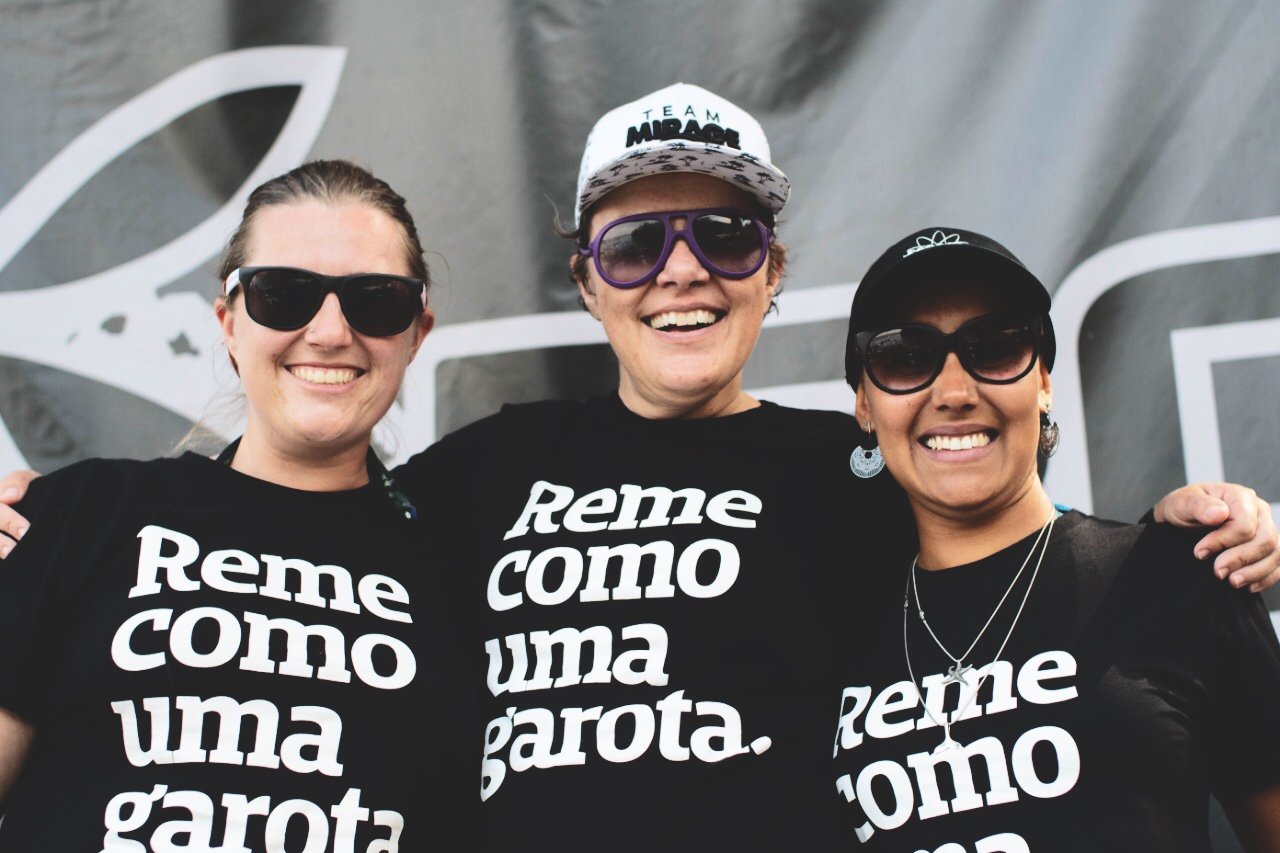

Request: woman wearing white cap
left=0, top=86, right=1276, bottom=850
left=392, top=85, right=1278, bottom=849
left=835, top=227, right=1280, bottom=850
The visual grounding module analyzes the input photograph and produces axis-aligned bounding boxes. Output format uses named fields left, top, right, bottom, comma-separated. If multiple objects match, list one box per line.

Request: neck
left=618, top=375, right=760, bottom=420
left=913, top=477, right=1056, bottom=571
left=229, top=426, right=370, bottom=492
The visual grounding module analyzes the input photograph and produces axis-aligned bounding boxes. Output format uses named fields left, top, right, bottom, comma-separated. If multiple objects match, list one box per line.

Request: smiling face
left=216, top=200, right=432, bottom=462
left=855, top=282, right=1051, bottom=523
left=575, top=173, right=779, bottom=419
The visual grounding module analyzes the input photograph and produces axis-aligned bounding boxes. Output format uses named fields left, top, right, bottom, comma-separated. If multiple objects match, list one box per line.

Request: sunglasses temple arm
left=224, top=269, right=241, bottom=298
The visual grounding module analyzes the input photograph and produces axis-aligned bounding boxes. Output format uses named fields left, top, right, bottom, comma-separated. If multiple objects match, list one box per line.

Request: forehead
left=881, top=280, right=1020, bottom=329
left=246, top=201, right=410, bottom=275
left=587, top=173, right=760, bottom=233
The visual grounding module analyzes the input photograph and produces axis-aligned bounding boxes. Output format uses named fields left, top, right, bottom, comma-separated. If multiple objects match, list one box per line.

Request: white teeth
left=648, top=309, right=719, bottom=330
left=290, top=366, right=358, bottom=385
left=925, top=432, right=992, bottom=451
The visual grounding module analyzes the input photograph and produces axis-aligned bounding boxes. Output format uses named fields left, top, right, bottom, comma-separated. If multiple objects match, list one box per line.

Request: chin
left=658, top=363, right=738, bottom=395
left=287, top=419, right=371, bottom=452
left=911, top=478, right=1001, bottom=516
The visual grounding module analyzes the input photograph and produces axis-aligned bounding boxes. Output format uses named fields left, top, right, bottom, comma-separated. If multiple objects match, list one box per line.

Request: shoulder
left=18, top=456, right=189, bottom=519
left=1053, top=511, right=1143, bottom=556
left=394, top=398, right=577, bottom=480
left=8, top=456, right=195, bottom=568
left=392, top=397, right=588, bottom=507
left=1054, top=510, right=1211, bottom=597
left=755, top=402, right=859, bottom=433
left=491, top=398, right=597, bottom=437
left=739, top=404, right=871, bottom=477
left=1055, top=509, right=1200, bottom=563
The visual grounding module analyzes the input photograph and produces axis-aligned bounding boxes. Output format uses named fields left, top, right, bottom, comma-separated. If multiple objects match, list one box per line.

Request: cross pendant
left=934, top=726, right=963, bottom=753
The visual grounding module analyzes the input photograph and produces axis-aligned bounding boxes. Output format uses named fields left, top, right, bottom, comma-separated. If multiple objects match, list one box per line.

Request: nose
left=930, top=352, right=979, bottom=410
left=656, top=220, right=709, bottom=288
left=305, top=293, right=354, bottom=347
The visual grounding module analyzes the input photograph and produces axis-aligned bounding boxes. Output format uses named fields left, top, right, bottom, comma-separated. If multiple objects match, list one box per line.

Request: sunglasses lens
left=342, top=276, right=423, bottom=336
left=961, top=319, right=1037, bottom=381
left=691, top=213, right=765, bottom=275
left=597, top=219, right=666, bottom=286
left=243, top=268, right=322, bottom=331
left=865, top=327, right=942, bottom=392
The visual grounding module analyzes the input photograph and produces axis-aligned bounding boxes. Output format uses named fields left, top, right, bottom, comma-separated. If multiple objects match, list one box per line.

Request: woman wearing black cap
left=834, top=227, right=1280, bottom=851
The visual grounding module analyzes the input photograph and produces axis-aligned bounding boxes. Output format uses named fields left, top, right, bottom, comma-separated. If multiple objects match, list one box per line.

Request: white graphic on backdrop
left=1170, top=317, right=1280, bottom=521
left=0, top=46, right=347, bottom=472
left=0, top=54, right=1274, bottom=524
left=1169, top=314, right=1280, bottom=651
left=1043, top=216, right=1280, bottom=518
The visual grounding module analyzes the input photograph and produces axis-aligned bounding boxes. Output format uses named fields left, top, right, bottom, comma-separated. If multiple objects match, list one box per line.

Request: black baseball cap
left=844, top=227, right=1056, bottom=385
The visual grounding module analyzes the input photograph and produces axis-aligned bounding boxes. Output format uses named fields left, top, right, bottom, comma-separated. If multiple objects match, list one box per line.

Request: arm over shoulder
left=0, top=460, right=139, bottom=720
left=1201, top=539, right=1280, bottom=801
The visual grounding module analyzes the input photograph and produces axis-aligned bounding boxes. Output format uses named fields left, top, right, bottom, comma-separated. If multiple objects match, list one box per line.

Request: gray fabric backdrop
left=1, top=1, right=1277, bottom=845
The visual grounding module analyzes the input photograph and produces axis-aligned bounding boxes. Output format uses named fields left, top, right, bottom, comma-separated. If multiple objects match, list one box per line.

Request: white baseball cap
left=574, top=82, right=790, bottom=226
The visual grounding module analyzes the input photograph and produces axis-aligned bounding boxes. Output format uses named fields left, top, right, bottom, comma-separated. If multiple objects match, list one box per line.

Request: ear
left=572, top=254, right=600, bottom=320
left=1037, top=363, right=1053, bottom=412
left=215, top=297, right=240, bottom=371
left=853, top=377, right=872, bottom=429
left=405, top=306, right=435, bottom=364
left=764, top=241, right=786, bottom=300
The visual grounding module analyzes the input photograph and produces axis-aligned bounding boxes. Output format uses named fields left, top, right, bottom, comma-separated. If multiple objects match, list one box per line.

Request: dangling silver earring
left=1039, top=409, right=1060, bottom=457
left=851, top=422, right=885, bottom=478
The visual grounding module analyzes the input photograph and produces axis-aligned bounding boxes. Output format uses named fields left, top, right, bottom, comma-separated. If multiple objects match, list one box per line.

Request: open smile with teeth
left=922, top=431, right=995, bottom=451
left=647, top=309, right=723, bottom=331
left=289, top=365, right=363, bottom=385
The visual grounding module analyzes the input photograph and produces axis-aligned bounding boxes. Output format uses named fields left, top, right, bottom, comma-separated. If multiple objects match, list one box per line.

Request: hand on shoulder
left=0, top=470, right=39, bottom=559
left=1154, top=483, right=1279, bottom=592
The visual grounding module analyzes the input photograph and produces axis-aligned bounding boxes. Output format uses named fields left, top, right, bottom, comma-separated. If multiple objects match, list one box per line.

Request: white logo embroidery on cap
left=903, top=230, right=967, bottom=257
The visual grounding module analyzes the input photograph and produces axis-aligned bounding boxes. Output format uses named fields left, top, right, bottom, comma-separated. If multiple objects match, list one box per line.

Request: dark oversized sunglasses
left=854, top=314, right=1043, bottom=394
left=580, top=208, right=773, bottom=288
left=224, top=266, right=427, bottom=337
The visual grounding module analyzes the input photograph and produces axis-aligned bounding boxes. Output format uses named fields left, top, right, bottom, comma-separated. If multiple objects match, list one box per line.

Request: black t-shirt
left=0, top=454, right=468, bottom=852
left=395, top=394, right=908, bottom=851
left=829, top=510, right=1280, bottom=852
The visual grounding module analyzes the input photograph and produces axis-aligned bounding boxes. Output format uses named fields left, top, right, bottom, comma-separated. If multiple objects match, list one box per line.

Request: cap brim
left=576, top=141, right=789, bottom=225
left=844, top=244, right=1056, bottom=383
left=855, top=246, right=1050, bottom=330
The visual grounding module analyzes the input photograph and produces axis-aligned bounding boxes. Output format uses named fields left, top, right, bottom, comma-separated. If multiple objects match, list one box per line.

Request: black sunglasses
left=854, top=314, right=1043, bottom=394
left=224, top=266, right=427, bottom=337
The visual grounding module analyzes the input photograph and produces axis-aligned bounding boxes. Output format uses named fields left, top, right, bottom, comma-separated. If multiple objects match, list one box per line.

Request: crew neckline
left=178, top=451, right=386, bottom=511
left=603, top=391, right=780, bottom=431
left=913, top=510, right=1084, bottom=584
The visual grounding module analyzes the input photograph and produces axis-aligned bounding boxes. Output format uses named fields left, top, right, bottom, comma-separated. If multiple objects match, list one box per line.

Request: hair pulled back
left=217, top=159, right=430, bottom=289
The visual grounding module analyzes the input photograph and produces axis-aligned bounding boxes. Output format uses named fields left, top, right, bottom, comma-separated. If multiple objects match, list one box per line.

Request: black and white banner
left=1, top=2, right=1277, bottom=844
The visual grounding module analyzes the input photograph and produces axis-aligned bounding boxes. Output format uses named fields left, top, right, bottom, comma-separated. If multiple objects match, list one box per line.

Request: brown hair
left=217, top=159, right=430, bottom=290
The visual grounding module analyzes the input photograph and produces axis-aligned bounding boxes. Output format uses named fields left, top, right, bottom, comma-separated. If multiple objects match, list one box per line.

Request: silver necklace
left=911, top=517, right=1054, bottom=687
left=903, top=513, right=1057, bottom=753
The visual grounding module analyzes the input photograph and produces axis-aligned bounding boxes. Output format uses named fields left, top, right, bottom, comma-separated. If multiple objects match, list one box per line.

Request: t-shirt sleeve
left=1208, top=581, right=1280, bottom=798
left=0, top=468, right=95, bottom=720
left=393, top=411, right=505, bottom=531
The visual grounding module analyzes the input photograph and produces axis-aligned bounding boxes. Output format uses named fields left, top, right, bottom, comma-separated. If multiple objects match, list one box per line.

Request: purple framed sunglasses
left=579, top=207, right=774, bottom=289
